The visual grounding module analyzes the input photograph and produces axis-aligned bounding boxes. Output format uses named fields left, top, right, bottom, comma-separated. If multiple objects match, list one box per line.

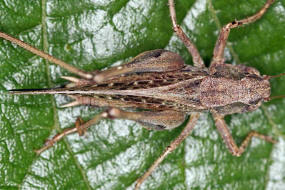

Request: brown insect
left=0, top=0, right=282, bottom=189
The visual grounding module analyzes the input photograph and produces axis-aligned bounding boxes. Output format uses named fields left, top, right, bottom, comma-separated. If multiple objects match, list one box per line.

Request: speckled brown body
left=71, top=64, right=271, bottom=116
left=13, top=49, right=271, bottom=117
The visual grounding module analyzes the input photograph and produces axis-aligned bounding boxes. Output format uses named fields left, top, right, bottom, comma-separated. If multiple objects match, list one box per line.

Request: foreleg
left=210, top=0, right=274, bottom=71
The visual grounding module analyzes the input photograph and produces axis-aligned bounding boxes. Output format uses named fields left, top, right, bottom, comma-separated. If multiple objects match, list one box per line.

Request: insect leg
left=135, top=113, right=200, bottom=190
left=93, top=49, right=186, bottom=83
left=212, top=111, right=276, bottom=157
left=62, top=96, right=187, bottom=130
left=0, top=32, right=92, bottom=80
left=35, top=108, right=186, bottom=154
left=168, top=0, right=205, bottom=68
left=210, top=0, right=275, bottom=70
left=35, top=112, right=105, bottom=155
left=106, top=108, right=187, bottom=130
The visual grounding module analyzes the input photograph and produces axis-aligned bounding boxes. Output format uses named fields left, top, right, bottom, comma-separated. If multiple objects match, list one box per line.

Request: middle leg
left=135, top=113, right=200, bottom=190
left=168, top=0, right=205, bottom=68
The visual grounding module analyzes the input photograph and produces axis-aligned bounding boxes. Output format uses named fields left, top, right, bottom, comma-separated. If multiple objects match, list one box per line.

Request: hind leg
left=93, top=49, right=186, bottom=83
left=0, top=34, right=186, bottom=86
left=62, top=49, right=187, bottom=87
left=0, top=32, right=92, bottom=79
left=35, top=108, right=186, bottom=154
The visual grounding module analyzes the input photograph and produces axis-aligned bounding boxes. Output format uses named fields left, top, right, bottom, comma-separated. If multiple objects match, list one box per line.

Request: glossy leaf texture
left=1, top=0, right=285, bottom=189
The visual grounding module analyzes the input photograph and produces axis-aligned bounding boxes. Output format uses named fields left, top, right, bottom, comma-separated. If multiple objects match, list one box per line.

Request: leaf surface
left=1, top=0, right=285, bottom=189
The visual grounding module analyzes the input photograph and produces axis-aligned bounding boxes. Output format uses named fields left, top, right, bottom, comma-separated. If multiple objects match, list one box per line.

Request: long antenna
left=267, top=73, right=285, bottom=79
left=0, top=31, right=92, bottom=79
left=265, top=95, right=285, bottom=102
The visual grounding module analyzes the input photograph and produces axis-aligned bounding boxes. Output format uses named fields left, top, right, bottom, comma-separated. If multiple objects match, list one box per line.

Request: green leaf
left=1, top=0, right=285, bottom=189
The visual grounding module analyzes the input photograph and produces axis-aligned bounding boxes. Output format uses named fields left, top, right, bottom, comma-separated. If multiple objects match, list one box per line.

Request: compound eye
left=246, top=101, right=262, bottom=112
left=248, top=98, right=262, bottom=105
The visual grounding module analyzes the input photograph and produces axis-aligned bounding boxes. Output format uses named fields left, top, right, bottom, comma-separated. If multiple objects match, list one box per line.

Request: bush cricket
left=0, top=0, right=283, bottom=189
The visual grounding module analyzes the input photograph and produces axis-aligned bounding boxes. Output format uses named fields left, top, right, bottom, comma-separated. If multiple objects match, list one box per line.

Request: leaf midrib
left=18, top=0, right=92, bottom=189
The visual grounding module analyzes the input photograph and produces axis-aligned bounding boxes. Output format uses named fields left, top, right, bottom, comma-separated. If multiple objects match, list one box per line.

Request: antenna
left=267, top=73, right=285, bottom=79
left=265, top=95, right=285, bottom=102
